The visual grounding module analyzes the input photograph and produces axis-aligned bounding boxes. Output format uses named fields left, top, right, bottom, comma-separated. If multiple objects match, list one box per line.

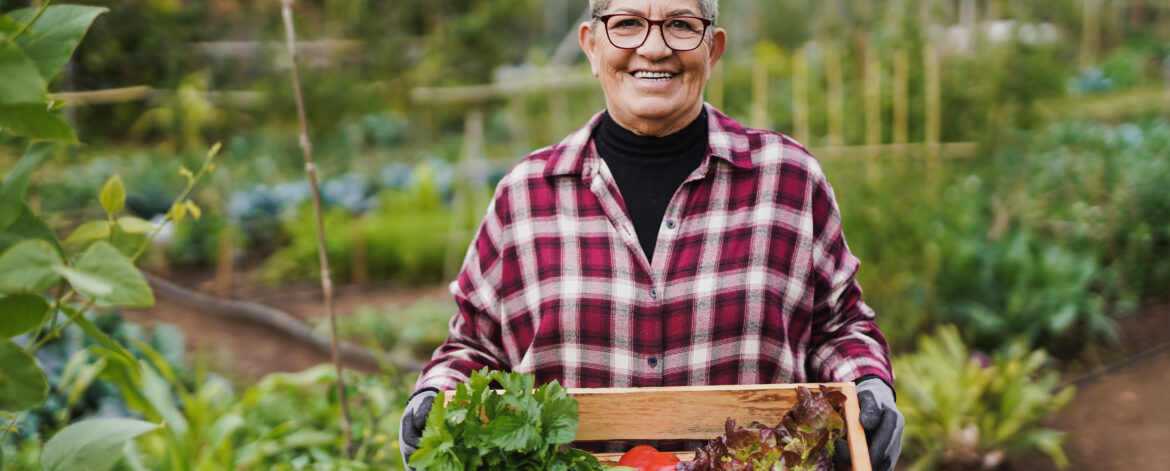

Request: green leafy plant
left=678, top=386, right=847, bottom=471
left=895, top=326, right=1074, bottom=471
left=410, top=368, right=606, bottom=471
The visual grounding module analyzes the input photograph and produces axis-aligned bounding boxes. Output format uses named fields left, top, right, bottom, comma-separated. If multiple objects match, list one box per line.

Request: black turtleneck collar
left=593, top=109, right=708, bottom=263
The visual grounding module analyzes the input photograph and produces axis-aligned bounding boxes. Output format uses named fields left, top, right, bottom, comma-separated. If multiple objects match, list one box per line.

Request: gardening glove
left=833, top=378, right=904, bottom=471
left=399, top=388, right=438, bottom=470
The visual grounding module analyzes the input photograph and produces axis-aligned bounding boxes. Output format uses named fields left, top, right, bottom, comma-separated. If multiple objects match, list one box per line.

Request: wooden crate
left=444, top=382, right=870, bottom=470
left=568, top=383, right=871, bottom=470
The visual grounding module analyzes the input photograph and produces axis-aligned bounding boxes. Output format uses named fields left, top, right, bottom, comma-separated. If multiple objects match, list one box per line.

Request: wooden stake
left=825, top=42, right=845, bottom=147
left=865, top=44, right=882, bottom=184
left=751, top=55, right=769, bottom=129
left=793, top=47, right=811, bottom=145
left=924, top=44, right=942, bottom=177
left=893, top=50, right=910, bottom=146
left=1082, top=0, right=1100, bottom=69
left=279, top=0, right=354, bottom=457
left=445, top=109, right=485, bottom=281
left=708, top=58, right=725, bottom=110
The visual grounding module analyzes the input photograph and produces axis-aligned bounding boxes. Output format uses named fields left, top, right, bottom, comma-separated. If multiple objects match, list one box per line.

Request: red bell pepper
left=617, top=445, right=680, bottom=471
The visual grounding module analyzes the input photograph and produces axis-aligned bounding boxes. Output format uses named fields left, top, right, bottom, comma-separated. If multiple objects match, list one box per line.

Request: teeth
left=634, top=71, right=674, bottom=80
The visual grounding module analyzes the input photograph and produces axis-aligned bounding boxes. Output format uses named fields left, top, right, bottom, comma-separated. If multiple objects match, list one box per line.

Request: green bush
left=260, top=172, right=486, bottom=285
left=320, top=297, right=455, bottom=360
left=895, top=326, right=1074, bottom=471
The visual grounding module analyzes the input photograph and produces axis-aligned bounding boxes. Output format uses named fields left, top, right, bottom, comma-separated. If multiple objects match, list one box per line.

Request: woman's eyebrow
left=665, top=9, right=699, bottom=17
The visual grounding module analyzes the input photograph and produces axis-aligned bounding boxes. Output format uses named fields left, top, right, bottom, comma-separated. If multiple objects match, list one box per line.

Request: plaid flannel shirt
left=415, top=104, right=893, bottom=393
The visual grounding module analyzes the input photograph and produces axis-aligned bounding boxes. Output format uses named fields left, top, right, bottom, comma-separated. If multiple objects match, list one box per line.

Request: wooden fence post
left=1082, top=0, right=1100, bottom=69
left=751, top=54, right=769, bottom=129
left=893, top=50, right=909, bottom=146
left=445, top=108, right=485, bottom=281
left=825, top=41, right=845, bottom=147
left=793, top=46, right=811, bottom=145
left=708, top=58, right=725, bottom=110
left=865, top=43, right=882, bottom=184
left=924, top=44, right=941, bottom=178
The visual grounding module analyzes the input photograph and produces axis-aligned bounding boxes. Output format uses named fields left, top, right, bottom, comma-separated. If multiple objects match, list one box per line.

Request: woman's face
left=580, top=0, right=726, bottom=136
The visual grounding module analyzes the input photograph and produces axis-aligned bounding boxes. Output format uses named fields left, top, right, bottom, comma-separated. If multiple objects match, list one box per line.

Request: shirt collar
left=543, top=103, right=757, bottom=178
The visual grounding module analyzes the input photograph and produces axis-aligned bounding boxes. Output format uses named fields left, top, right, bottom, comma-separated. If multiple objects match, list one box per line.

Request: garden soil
left=127, top=274, right=1170, bottom=471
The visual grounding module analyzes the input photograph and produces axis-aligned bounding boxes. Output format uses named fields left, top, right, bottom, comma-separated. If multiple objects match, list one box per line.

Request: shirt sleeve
left=806, top=170, right=894, bottom=385
left=414, top=188, right=514, bottom=392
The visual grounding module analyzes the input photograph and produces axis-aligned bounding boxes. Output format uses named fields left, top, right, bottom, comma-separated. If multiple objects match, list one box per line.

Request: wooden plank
left=570, top=383, right=870, bottom=470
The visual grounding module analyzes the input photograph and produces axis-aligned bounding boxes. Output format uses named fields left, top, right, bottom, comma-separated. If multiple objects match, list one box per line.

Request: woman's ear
left=579, top=21, right=601, bottom=76
left=708, top=27, right=727, bottom=70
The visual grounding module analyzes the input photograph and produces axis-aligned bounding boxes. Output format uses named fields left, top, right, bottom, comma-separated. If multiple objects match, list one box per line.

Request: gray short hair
left=589, top=0, right=718, bottom=23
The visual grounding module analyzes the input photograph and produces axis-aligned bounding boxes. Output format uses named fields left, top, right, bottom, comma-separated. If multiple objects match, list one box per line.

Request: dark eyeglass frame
left=593, top=13, right=713, bottom=52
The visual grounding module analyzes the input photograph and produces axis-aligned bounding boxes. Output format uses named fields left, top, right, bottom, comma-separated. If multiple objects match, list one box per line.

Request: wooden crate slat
left=443, top=382, right=871, bottom=471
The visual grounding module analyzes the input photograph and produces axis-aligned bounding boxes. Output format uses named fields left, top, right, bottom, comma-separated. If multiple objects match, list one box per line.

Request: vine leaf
left=0, top=143, right=53, bottom=231
left=0, top=239, right=63, bottom=293
left=99, top=175, right=126, bottom=217
left=0, top=103, right=76, bottom=141
left=0, top=339, right=49, bottom=411
left=0, top=203, right=65, bottom=258
left=6, top=5, right=110, bottom=81
left=41, top=418, right=159, bottom=471
left=64, top=220, right=111, bottom=245
left=0, top=41, right=47, bottom=105
left=72, top=242, right=153, bottom=307
left=0, top=294, right=49, bottom=338
left=116, top=217, right=156, bottom=235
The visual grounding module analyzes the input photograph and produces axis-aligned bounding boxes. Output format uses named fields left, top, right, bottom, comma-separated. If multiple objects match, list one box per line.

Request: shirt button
left=648, top=356, right=658, bottom=367
left=666, top=219, right=677, bottom=229
left=649, top=288, right=658, bottom=299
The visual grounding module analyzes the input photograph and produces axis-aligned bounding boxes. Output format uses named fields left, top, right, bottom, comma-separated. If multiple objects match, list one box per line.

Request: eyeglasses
left=594, top=13, right=713, bottom=51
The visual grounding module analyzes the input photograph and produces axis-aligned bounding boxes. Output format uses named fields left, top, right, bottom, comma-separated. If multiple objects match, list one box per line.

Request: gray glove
left=834, top=378, right=904, bottom=471
left=399, top=388, right=438, bottom=470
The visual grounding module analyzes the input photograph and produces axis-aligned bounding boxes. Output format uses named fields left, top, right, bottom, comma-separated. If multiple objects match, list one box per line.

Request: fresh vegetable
left=618, top=445, right=681, bottom=471
left=679, top=386, right=847, bottom=471
left=408, top=368, right=607, bottom=470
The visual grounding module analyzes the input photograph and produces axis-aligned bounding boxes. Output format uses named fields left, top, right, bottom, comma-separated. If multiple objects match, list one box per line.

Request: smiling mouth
left=632, top=71, right=676, bottom=81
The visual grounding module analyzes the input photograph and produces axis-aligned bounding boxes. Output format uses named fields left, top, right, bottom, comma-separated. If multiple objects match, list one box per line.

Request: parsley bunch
left=408, top=369, right=606, bottom=470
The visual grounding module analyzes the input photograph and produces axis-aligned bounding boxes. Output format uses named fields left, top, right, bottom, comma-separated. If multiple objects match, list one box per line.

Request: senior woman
left=400, top=0, right=903, bottom=469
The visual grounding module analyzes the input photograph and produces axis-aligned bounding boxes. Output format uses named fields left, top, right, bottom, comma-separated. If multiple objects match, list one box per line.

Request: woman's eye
left=613, top=19, right=643, bottom=29
left=667, top=19, right=698, bottom=31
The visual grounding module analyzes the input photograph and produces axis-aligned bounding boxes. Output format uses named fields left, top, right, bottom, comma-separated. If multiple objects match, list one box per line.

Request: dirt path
left=123, top=274, right=448, bottom=383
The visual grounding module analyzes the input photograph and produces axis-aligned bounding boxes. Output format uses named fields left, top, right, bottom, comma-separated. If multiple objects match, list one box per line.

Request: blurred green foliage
left=837, top=119, right=1170, bottom=356
left=895, top=326, right=1074, bottom=471
left=318, top=297, right=455, bottom=361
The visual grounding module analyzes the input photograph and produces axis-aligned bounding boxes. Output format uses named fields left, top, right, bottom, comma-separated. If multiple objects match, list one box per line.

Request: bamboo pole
left=893, top=50, right=909, bottom=145
left=279, top=0, right=354, bottom=457
left=824, top=41, right=845, bottom=147
left=708, top=58, right=725, bottom=110
left=751, top=55, right=769, bottom=129
left=793, top=47, right=811, bottom=145
left=445, top=109, right=485, bottom=281
left=1082, top=0, right=1100, bottom=69
left=864, top=43, right=882, bottom=185
left=924, top=44, right=942, bottom=178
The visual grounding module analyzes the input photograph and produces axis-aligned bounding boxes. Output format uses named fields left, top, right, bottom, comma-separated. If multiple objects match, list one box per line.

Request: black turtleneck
left=593, top=109, right=708, bottom=263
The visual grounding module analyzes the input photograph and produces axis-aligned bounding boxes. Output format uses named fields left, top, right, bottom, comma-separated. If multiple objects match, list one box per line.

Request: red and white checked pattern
left=416, top=104, right=892, bottom=392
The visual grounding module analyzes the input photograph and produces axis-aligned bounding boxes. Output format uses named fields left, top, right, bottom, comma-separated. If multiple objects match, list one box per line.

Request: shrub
left=895, top=326, right=1074, bottom=471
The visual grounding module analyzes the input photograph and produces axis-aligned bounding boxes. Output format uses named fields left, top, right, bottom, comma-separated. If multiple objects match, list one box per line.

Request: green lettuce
left=679, top=386, right=848, bottom=471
